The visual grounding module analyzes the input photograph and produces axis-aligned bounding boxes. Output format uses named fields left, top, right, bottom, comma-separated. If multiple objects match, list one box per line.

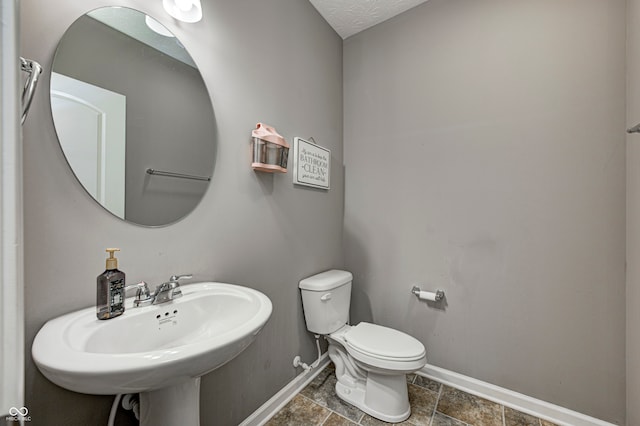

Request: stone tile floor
left=266, top=364, right=559, bottom=426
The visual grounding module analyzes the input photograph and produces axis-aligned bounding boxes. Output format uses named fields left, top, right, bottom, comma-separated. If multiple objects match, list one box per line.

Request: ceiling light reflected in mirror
left=145, top=15, right=175, bottom=37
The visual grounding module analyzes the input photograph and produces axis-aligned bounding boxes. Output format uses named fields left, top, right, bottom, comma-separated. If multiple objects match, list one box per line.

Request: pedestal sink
left=32, top=282, right=272, bottom=426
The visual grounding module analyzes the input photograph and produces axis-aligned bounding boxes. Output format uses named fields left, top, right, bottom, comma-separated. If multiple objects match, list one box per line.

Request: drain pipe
left=293, top=334, right=323, bottom=371
left=122, top=394, right=141, bottom=420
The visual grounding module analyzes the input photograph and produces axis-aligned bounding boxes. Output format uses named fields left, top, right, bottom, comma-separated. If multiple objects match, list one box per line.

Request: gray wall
left=53, top=15, right=216, bottom=226
left=343, top=0, right=626, bottom=423
left=628, top=0, right=640, bottom=424
left=21, top=0, right=343, bottom=425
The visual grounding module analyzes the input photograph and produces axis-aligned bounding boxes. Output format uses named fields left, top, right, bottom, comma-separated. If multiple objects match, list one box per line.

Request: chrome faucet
left=153, top=274, right=191, bottom=304
left=125, top=274, right=192, bottom=307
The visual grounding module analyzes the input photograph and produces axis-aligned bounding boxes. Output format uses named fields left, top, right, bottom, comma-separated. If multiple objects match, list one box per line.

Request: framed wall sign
left=293, top=137, right=330, bottom=190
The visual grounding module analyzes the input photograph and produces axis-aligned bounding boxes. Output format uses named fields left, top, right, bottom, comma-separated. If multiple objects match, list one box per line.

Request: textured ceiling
left=308, top=0, right=429, bottom=39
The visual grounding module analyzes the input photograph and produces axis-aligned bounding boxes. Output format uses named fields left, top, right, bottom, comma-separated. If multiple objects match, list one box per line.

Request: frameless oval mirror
left=50, top=7, right=215, bottom=227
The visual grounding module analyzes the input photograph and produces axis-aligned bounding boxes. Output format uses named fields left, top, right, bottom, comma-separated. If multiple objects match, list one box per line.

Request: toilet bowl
left=299, top=270, right=427, bottom=423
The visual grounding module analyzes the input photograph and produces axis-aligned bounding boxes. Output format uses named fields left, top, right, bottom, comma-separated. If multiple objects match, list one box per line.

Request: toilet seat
left=343, top=322, right=426, bottom=371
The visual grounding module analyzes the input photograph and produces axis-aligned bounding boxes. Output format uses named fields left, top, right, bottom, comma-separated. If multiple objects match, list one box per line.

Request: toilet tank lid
left=299, top=270, right=353, bottom=291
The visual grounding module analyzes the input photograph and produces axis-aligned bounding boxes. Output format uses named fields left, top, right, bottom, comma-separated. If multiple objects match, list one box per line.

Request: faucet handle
left=169, top=274, right=193, bottom=282
left=135, top=281, right=151, bottom=298
left=125, top=281, right=148, bottom=294
left=125, top=281, right=153, bottom=307
left=153, top=276, right=188, bottom=304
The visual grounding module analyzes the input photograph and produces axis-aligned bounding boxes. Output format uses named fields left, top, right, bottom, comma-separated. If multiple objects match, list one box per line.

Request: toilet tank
left=299, top=270, right=352, bottom=335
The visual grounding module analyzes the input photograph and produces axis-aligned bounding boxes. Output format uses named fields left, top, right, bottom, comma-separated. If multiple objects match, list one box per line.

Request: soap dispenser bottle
left=96, top=248, right=125, bottom=320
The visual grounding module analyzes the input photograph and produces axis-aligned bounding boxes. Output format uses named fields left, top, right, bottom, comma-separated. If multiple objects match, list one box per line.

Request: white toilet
left=299, top=270, right=427, bottom=423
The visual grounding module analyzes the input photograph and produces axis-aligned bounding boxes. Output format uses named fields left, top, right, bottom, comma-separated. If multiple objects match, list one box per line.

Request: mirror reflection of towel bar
left=146, top=168, right=211, bottom=182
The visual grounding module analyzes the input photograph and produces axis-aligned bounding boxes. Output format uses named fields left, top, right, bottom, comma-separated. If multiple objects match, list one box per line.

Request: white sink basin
left=32, top=282, right=272, bottom=425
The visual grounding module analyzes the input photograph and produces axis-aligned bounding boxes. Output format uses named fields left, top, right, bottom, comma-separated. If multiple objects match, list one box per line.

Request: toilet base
left=325, top=324, right=426, bottom=424
left=334, top=372, right=411, bottom=423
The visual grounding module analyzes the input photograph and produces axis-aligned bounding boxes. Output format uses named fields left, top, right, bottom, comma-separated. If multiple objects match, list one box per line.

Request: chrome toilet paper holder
left=411, top=286, right=445, bottom=302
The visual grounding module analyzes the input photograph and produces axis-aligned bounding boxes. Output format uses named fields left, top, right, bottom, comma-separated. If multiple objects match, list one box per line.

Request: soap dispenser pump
left=96, top=248, right=125, bottom=320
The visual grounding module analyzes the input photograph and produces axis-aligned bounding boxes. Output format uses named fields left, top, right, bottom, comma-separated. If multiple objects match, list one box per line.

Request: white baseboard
left=419, top=364, right=616, bottom=426
left=240, top=357, right=616, bottom=426
left=239, top=353, right=330, bottom=426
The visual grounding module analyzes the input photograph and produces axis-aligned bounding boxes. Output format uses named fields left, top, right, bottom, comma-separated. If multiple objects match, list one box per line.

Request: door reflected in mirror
left=50, top=7, right=215, bottom=226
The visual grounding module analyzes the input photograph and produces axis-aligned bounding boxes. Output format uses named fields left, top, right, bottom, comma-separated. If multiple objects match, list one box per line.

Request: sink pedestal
left=139, top=378, right=201, bottom=426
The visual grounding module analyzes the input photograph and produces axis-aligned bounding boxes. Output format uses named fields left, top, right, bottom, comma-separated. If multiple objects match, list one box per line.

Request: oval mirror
left=50, top=7, right=215, bottom=227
